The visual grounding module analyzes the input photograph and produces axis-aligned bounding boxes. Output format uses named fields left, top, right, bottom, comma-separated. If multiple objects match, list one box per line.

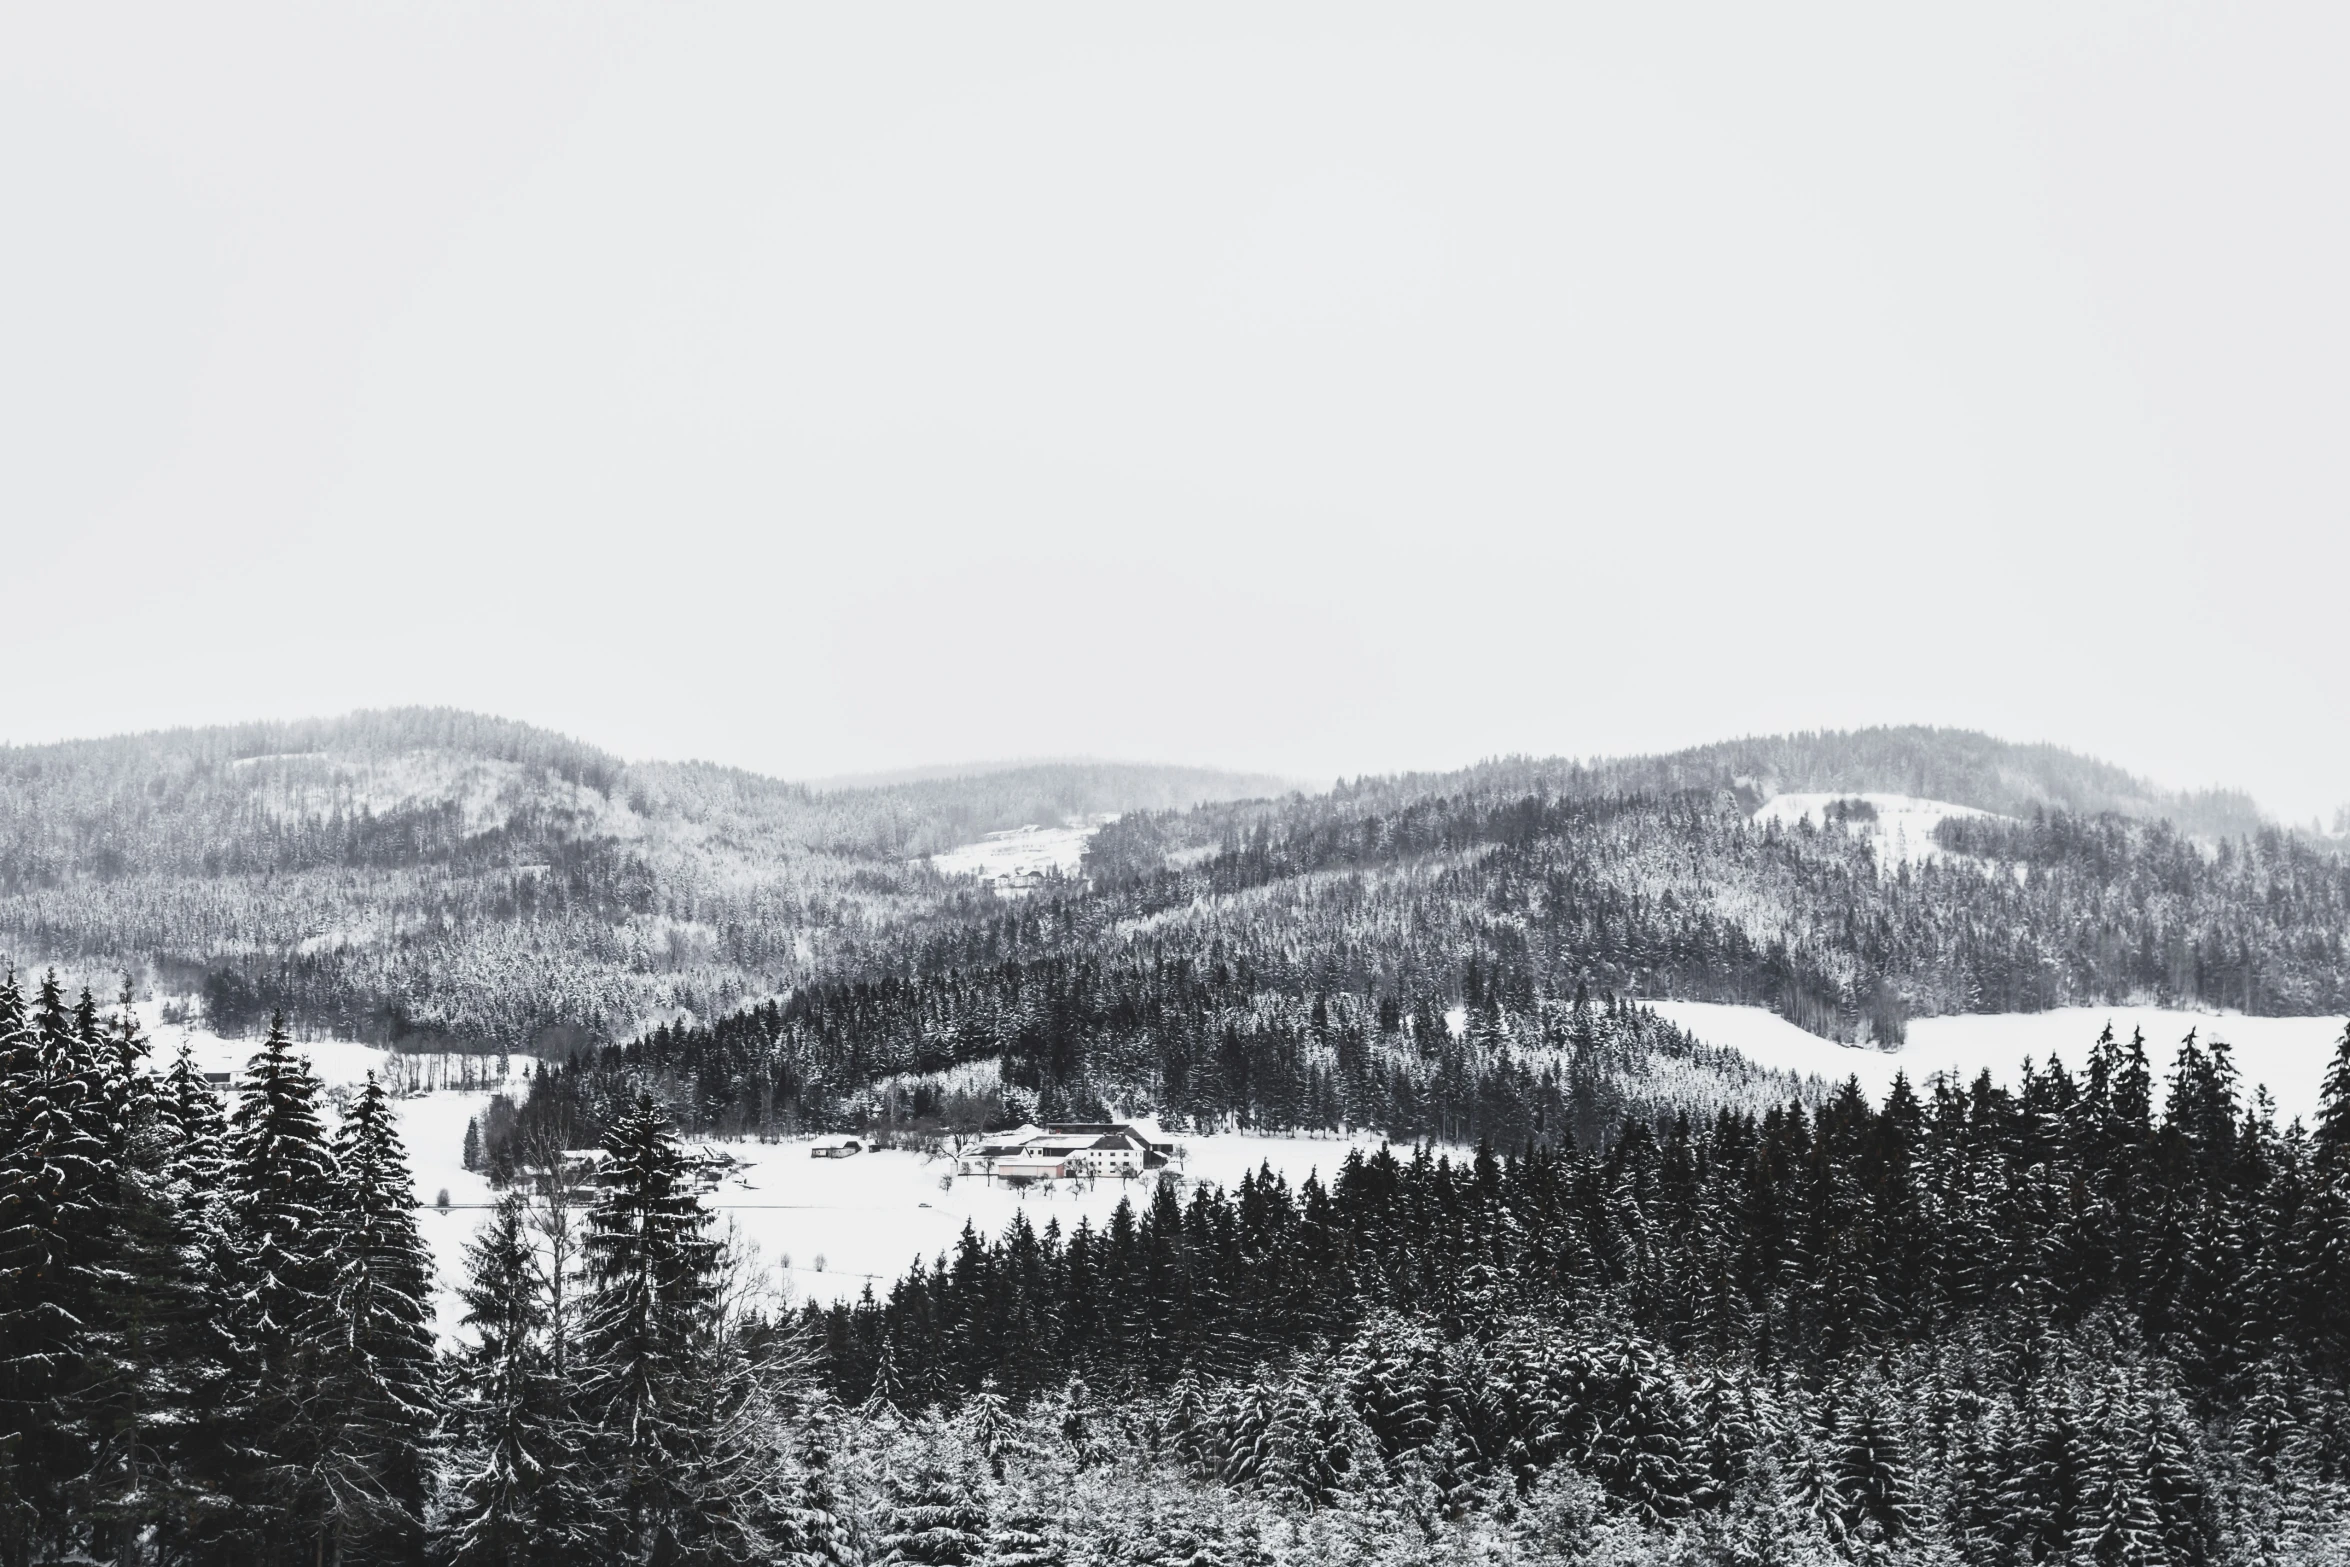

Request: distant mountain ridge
left=0, top=708, right=1287, bottom=1048
left=1356, top=726, right=2275, bottom=842
left=0, top=711, right=2329, bottom=1057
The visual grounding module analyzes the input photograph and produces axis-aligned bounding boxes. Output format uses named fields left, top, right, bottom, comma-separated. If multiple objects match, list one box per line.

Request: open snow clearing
left=1646, top=999, right=2346, bottom=1128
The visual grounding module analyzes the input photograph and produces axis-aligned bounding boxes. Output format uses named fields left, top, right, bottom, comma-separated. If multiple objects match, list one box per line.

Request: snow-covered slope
left=928, top=816, right=1113, bottom=889
left=1749, top=792, right=1992, bottom=869
left=1647, top=1000, right=2345, bottom=1128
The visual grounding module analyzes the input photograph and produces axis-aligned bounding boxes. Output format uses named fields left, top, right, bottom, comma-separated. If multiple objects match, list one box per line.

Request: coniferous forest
left=11, top=718, right=2350, bottom=1563
left=11, top=961, right=2350, bottom=1564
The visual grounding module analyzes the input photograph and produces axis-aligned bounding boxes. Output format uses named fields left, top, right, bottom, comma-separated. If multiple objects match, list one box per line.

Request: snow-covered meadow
left=142, top=1003, right=1401, bottom=1335
left=926, top=817, right=1113, bottom=889
left=686, top=1130, right=1398, bottom=1312
left=1647, top=999, right=2347, bottom=1128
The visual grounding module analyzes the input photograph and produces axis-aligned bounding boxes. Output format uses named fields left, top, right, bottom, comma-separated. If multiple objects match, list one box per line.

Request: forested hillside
left=512, top=731, right=2348, bottom=1157
left=0, top=709, right=1283, bottom=1050
left=1562, top=727, right=2272, bottom=839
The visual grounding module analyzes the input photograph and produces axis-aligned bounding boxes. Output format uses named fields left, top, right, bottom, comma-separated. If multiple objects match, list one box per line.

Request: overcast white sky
left=4, top=5, right=2345, bottom=816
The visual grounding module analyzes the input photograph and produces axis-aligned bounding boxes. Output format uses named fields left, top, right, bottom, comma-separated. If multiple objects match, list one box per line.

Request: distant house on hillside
left=956, top=1121, right=1175, bottom=1183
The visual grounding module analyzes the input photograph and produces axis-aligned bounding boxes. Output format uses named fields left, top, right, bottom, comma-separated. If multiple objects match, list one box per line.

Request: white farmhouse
left=956, top=1122, right=1173, bottom=1183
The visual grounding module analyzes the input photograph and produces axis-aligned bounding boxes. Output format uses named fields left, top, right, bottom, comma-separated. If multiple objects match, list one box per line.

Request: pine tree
left=962, top=1376, right=1017, bottom=1479
left=865, top=1329, right=910, bottom=1422
left=0, top=970, right=116, bottom=1565
left=873, top=1412, right=987, bottom=1565
left=769, top=1394, right=856, bottom=1567
left=2316, top=1021, right=2350, bottom=1174
left=984, top=1480, right=1067, bottom=1567
left=1218, top=1375, right=1280, bottom=1489
left=2071, top=1377, right=2162, bottom=1567
left=206, top=1013, right=345, bottom=1563
left=1581, top=1337, right=1696, bottom=1526
left=1165, top=1371, right=1220, bottom=1479
left=307, top=1071, right=441, bottom=1561
left=160, top=1041, right=228, bottom=1220
left=443, top=1194, right=590, bottom=1567
left=75, top=988, right=205, bottom=1563
left=580, top=1091, right=737, bottom=1561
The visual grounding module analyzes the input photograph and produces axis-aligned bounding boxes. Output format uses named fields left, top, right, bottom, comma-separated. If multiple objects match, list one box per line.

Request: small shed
left=810, top=1138, right=864, bottom=1160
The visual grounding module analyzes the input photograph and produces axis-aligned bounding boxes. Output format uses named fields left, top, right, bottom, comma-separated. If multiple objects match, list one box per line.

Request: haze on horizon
left=4, top=6, right=2346, bottom=821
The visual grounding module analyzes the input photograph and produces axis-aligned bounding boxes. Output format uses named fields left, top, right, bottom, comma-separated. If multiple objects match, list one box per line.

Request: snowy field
left=927, top=817, right=1112, bottom=885
left=697, top=1132, right=1399, bottom=1312
left=138, top=1004, right=1401, bottom=1334
left=1648, top=1000, right=2346, bottom=1128
left=1748, top=792, right=1992, bottom=869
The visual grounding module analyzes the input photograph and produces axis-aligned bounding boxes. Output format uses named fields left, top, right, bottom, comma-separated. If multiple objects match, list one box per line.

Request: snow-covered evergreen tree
left=1828, top=1382, right=1917, bottom=1545
left=312, top=1070, right=441, bottom=1561
left=75, top=987, right=209, bottom=1563
left=0, top=971, right=114, bottom=1563
left=580, top=1091, right=741, bottom=1562
left=984, top=1478, right=1067, bottom=1567
left=442, top=1193, right=591, bottom=1567
left=204, top=1012, right=346, bottom=1562
left=872, top=1412, right=987, bottom=1565
left=2313, top=1021, right=2350, bottom=1174
left=768, top=1392, right=857, bottom=1567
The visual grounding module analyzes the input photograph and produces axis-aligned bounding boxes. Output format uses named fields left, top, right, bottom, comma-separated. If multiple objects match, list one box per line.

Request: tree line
left=790, top=1018, right=2350, bottom=1562
left=13, top=952, right=2350, bottom=1562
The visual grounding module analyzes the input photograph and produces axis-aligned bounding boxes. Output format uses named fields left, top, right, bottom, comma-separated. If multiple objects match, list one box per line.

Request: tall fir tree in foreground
left=443, top=1193, right=595, bottom=1567
left=2316, top=1020, right=2350, bottom=1174
left=76, top=988, right=206, bottom=1562
left=206, top=1014, right=344, bottom=1565
left=0, top=973, right=114, bottom=1567
left=310, top=1071, right=440, bottom=1563
left=580, top=1092, right=742, bottom=1562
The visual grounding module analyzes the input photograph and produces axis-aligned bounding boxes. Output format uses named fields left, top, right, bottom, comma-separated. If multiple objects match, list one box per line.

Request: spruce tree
left=2071, top=1376, right=2162, bottom=1567
left=2316, top=1021, right=2350, bottom=1174
left=75, top=989, right=204, bottom=1563
left=0, top=971, right=115, bottom=1565
left=207, top=1013, right=345, bottom=1563
left=313, top=1071, right=441, bottom=1562
left=443, top=1193, right=594, bottom=1567
left=984, top=1481, right=1067, bottom=1567
left=768, top=1393, right=856, bottom=1567
left=580, top=1091, right=736, bottom=1561
left=873, top=1412, right=987, bottom=1566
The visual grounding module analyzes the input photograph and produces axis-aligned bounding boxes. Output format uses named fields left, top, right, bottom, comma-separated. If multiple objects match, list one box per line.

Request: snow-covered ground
left=1749, top=792, right=1992, bottom=869
left=1647, top=1000, right=2346, bottom=1128
left=928, top=817, right=1113, bottom=888
left=700, top=1131, right=1400, bottom=1312
left=140, top=1003, right=1404, bottom=1333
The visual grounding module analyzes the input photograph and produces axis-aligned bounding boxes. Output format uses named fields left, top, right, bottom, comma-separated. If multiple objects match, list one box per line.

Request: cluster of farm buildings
left=953, top=1122, right=1178, bottom=1183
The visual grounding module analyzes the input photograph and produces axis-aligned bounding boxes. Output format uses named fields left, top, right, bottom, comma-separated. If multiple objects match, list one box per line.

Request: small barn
left=810, top=1138, right=864, bottom=1160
